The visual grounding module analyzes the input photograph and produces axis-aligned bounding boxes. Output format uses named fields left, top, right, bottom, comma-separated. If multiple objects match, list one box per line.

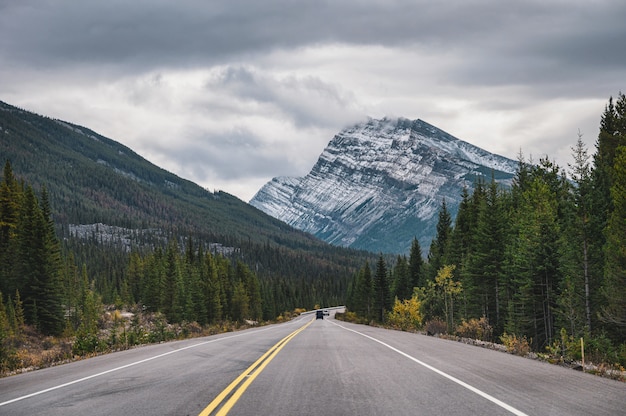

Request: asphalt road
left=1, top=310, right=625, bottom=415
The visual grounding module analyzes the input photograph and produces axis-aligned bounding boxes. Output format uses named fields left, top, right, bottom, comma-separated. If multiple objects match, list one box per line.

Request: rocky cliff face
left=250, top=117, right=518, bottom=254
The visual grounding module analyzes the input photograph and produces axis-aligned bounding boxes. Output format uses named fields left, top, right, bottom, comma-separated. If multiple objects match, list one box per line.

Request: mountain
left=0, top=100, right=371, bottom=281
left=250, top=117, right=519, bottom=254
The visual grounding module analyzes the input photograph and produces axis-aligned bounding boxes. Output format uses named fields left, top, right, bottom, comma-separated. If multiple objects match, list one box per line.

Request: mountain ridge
left=250, top=117, right=519, bottom=254
left=0, top=100, right=373, bottom=283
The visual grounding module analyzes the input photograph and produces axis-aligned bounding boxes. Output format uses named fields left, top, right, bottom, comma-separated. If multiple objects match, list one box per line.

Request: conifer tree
left=162, top=241, right=183, bottom=322
left=14, top=185, right=64, bottom=335
left=465, top=177, right=508, bottom=333
left=230, top=280, right=249, bottom=322
left=0, top=161, right=20, bottom=297
left=505, top=176, right=561, bottom=349
left=427, top=199, right=452, bottom=282
left=37, top=187, right=65, bottom=335
left=353, top=262, right=374, bottom=319
left=0, top=292, right=13, bottom=371
left=237, top=261, right=262, bottom=321
left=126, top=251, right=144, bottom=305
left=558, top=133, right=596, bottom=335
left=589, top=93, right=626, bottom=302
left=392, top=255, right=412, bottom=301
left=373, top=255, right=391, bottom=322
left=600, top=146, right=626, bottom=339
left=142, top=247, right=164, bottom=312
left=201, top=251, right=222, bottom=323
left=448, top=186, right=473, bottom=269
left=13, top=290, right=25, bottom=338
left=408, top=238, right=424, bottom=289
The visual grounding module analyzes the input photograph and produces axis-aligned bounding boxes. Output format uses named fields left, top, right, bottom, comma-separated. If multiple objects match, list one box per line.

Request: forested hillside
left=346, top=93, right=626, bottom=368
left=0, top=100, right=335, bottom=247
left=0, top=101, right=375, bottom=374
left=0, top=100, right=373, bottom=304
left=1, top=162, right=348, bottom=369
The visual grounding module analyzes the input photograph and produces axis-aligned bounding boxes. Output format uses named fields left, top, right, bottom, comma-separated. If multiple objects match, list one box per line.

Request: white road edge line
left=0, top=320, right=303, bottom=407
left=330, top=320, right=529, bottom=416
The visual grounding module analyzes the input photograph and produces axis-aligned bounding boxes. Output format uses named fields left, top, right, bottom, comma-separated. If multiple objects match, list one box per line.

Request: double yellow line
left=198, top=319, right=313, bottom=416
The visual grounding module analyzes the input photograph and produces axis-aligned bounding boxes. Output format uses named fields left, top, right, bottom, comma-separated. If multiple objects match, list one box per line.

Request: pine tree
left=589, top=93, right=626, bottom=313
left=353, top=262, right=374, bottom=319
left=558, top=132, right=596, bottom=336
left=448, top=186, right=473, bottom=269
left=427, top=199, right=452, bottom=282
left=391, top=255, right=412, bottom=301
left=230, top=280, right=249, bottom=322
left=15, top=186, right=39, bottom=326
left=408, top=238, right=424, bottom=289
left=37, top=187, right=65, bottom=335
left=126, top=251, right=144, bottom=305
left=373, top=255, right=391, bottom=322
left=201, top=251, right=222, bottom=323
left=0, top=161, right=20, bottom=298
left=142, top=247, right=164, bottom=312
left=465, top=177, right=508, bottom=333
left=600, top=146, right=626, bottom=339
left=0, top=292, right=13, bottom=371
left=162, top=241, right=183, bottom=323
left=506, top=176, right=561, bottom=349
left=590, top=92, right=626, bottom=339
left=237, top=261, right=262, bottom=321
left=13, top=290, right=24, bottom=338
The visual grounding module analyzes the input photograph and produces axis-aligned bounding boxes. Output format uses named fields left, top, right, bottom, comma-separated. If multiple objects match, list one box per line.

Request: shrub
left=425, top=318, right=447, bottom=336
left=335, top=311, right=355, bottom=322
left=500, top=333, right=531, bottom=356
left=545, top=330, right=626, bottom=369
left=455, top=317, right=493, bottom=341
left=72, top=331, right=104, bottom=356
left=585, top=332, right=623, bottom=366
left=618, top=343, right=626, bottom=368
left=387, top=297, right=422, bottom=331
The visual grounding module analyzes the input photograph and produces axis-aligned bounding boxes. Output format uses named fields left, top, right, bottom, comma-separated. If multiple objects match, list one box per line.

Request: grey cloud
left=1, top=0, right=623, bottom=106
left=2, top=0, right=624, bottom=200
left=206, top=65, right=360, bottom=129
left=4, top=1, right=624, bottom=76
left=147, top=126, right=296, bottom=183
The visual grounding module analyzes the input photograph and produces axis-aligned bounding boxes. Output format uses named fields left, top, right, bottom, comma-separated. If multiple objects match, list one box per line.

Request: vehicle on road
left=316, top=310, right=324, bottom=319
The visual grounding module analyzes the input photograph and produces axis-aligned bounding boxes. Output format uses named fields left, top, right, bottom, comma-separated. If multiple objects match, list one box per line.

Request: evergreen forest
left=0, top=159, right=366, bottom=371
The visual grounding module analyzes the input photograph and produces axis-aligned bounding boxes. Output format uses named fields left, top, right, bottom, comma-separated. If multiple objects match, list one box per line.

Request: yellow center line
left=198, top=318, right=313, bottom=416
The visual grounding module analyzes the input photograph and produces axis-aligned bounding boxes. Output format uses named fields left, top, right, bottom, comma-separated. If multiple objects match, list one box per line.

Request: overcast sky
left=1, top=1, right=624, bottom=201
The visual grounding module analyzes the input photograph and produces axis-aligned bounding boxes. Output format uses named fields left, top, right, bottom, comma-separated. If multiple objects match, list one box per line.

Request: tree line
left=347, top=93, right=626, bottom=363
left=0, top=157, right=348, bottom=328
left=0, top=159, right=360, bottom=371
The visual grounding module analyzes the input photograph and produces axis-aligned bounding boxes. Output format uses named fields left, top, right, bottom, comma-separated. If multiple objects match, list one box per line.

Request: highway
left=1, top=310, right=625, bottom=415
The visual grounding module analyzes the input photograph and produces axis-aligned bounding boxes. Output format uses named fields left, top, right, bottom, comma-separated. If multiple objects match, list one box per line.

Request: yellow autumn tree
left=387, top=294, right=423, bottom=331
left=435, top=265, right=462, bottom=332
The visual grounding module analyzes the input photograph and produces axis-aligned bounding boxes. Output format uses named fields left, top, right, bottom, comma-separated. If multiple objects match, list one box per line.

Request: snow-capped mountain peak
left=250, top=117, right=517, bottom=254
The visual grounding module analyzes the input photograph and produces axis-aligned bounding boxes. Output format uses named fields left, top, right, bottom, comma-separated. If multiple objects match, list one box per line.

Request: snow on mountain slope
left=250, top=117, right=518, bottom=254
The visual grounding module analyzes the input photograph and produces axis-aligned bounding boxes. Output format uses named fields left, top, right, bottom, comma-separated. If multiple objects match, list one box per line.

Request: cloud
left=205, top=65, right=362, bottom=128
left=1, top=0, right=624, bottom=201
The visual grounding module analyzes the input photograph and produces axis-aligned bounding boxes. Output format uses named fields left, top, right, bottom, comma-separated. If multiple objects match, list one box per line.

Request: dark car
left=316, top=310, right=324, bottom=319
